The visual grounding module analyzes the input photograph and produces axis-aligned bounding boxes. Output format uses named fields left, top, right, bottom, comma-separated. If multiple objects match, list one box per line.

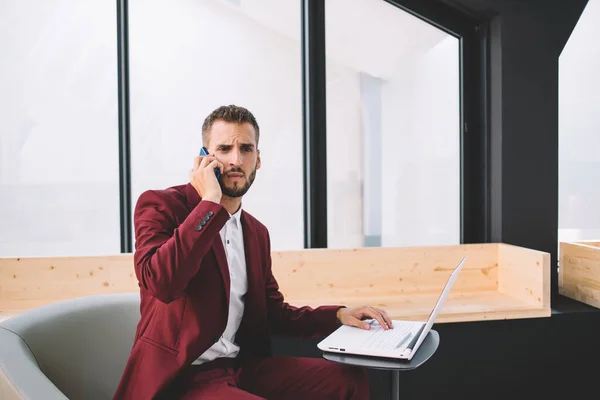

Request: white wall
left=559, top=0, right=600, bottom=242
left=326, top=61, right=365, bottom=248
left=381, top=36, right=460, bottom=247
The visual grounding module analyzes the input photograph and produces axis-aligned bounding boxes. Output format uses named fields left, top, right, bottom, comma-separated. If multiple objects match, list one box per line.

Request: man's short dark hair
left=202, top=105, right=260, bottom=146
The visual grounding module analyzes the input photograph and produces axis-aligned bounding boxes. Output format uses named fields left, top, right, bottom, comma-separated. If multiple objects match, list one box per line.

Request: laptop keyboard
left=360, top=321, right=420, bottom=350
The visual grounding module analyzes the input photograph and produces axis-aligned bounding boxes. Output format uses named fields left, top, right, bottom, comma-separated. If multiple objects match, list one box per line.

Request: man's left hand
left=336, top=306, right=394, bottom=330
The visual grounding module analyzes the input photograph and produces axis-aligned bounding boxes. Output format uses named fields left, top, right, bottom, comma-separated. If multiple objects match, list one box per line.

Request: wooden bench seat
left=0, top=242, right=550, bottom=323
left=271, top=243, right=550, bottom=322
left=559, top=240, right=600, bottom=309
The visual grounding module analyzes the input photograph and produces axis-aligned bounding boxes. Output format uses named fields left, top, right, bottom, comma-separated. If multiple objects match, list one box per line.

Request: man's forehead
left=212, top=120, right=254, bottom=131
left=211, top=126, right=256, bottom=143
left=206, top=120, right=257, bottom=146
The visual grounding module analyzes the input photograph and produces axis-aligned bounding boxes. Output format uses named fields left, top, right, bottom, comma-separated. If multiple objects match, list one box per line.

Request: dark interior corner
left=441, top=0, right=590, bottom=302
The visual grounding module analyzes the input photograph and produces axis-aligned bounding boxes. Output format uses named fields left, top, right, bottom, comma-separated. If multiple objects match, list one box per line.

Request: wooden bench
left=559, top=240, right=600, bottom=308
left=0, top=243, right=550, bottom=323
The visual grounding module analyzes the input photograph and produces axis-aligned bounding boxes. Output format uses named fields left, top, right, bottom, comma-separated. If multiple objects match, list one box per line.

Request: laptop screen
left=403, top=256, right=466, bottom=356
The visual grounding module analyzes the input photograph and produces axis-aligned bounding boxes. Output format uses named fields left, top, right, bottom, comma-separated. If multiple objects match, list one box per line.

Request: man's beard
left=219, top=167, right=257, bottom=198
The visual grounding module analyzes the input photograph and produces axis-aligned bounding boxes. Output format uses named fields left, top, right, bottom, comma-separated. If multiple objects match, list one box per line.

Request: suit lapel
left=236, top=212, right=268, bottom=351
left=211, top=211, right=263, bottom=307
left=211, top=236, right=230, bottom=305
left=241, top=212, right=262, bottom=308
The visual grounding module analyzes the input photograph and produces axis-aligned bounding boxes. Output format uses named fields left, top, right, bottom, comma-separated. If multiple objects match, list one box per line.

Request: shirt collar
left=228, top=204, right=242, bottom=227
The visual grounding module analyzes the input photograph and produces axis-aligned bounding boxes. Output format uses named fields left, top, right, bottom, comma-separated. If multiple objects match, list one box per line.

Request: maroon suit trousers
left=167, top=356, right=370, bottom=400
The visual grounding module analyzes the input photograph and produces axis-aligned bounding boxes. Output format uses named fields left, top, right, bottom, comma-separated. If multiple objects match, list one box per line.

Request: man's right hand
left=189, top=154, right=223, bottom=204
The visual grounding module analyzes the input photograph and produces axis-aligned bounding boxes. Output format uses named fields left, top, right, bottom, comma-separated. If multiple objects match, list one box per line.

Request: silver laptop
left=317, top=257, right=466, bottom=361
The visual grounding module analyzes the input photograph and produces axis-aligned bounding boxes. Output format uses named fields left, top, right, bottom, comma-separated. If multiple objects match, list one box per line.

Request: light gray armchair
left=0, top=293, right=140, bottom=400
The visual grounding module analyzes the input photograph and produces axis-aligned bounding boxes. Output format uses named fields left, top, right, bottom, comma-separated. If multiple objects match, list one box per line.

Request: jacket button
left=195, top=224, right=203, bottom=231
left=207, top=211, right=214, bottom=217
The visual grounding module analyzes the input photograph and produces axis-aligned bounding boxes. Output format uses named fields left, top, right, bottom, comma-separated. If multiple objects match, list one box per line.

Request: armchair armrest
left=0, top=327, right=68, bottom=400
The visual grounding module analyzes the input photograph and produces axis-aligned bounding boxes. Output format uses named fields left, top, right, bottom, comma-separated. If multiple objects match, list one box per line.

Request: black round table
left=322, top=330, right=440, bottom=400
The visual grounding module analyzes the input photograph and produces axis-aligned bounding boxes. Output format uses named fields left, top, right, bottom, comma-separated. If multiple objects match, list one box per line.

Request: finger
left=207, top=159, right=222, bottom=173
left=368, top=306, right=389, bottom=327
left=348, top=316, right=371, bottom=330
left=213, top=160, right=224, bottom=174
left=199, top=154, right=215, bottom=169
left=363, top=308, right=388, bottom=330
left=374, top=307, right=393, bottom=329
left=193, top=156, right=202, bottom=171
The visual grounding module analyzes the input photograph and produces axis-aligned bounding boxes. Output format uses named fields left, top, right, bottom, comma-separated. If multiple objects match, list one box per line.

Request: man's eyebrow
left=216, top=143, right=255, bottom=148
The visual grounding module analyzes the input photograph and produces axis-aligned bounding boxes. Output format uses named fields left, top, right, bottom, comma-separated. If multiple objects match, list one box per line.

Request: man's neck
left=221, top=196, right=242, bottom=216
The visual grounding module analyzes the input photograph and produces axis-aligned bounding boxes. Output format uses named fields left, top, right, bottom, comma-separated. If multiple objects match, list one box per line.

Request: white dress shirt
left=192, top=206, right=247, bottom=364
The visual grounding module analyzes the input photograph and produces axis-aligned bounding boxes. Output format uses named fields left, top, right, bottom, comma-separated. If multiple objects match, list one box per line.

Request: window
left=0, top=1, right=120, bottom=256
left=129, top=0, right=304, bottom=250
left=559, top=0, right=600, bottom=243
left=325, top=0, right=461, bottom=248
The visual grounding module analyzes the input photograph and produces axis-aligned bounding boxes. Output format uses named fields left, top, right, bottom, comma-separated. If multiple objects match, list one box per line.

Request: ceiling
left=217, top=0, right=453, bottom=80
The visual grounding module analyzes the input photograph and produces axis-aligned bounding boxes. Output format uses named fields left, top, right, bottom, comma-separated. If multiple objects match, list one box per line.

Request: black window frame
left=300, top=0, right=491, bottom=248
left=117, top=0, right=132, bottom=253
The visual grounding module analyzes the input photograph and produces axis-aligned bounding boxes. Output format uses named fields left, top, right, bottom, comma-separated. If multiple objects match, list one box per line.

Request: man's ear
left=256, top=149, right=261, bottom=170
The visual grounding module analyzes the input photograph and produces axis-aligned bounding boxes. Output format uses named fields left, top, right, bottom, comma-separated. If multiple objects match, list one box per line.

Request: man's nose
left=229, top=148, right=242, bottom=166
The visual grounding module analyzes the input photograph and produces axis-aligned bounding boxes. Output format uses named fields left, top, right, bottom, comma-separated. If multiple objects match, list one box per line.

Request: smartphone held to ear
left=199, top=147, right=221, bottom=180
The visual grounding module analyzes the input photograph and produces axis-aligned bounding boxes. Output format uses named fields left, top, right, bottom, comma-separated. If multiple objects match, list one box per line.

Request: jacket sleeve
left=133, top=189, right=230, bottom=304
left=263, top=230, right=344, bottom=339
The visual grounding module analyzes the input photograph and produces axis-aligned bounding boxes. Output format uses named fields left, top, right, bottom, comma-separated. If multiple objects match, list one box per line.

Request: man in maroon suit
left=113, top=105, right=393, bottom=399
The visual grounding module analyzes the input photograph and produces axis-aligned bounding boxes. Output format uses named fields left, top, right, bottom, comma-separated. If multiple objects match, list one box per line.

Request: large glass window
left=559, top=0, right=600, bottom=243
left=129, top=0, right=304, bottom=251
left=325, top=0, right=461, bottom=248
left=0, top=1, right=120, bottom=256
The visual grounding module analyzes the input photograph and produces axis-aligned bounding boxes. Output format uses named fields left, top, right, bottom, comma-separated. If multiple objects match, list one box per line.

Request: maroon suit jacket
left=113, top=183, right=342, bottom=400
